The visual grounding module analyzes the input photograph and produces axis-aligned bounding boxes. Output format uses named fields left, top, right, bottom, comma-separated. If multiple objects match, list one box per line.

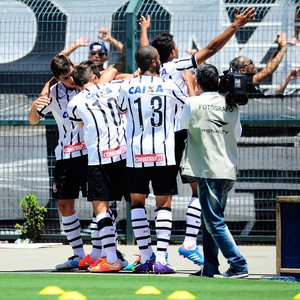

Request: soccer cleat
left=116, top=250, right=128, bottom=269
left=125, top=252, right=156, bottom=271
left=213, top=266, right=249, bottom=279
left=89, top=258, right=121, bottom=273
left=77, top=254, right=96, bottom=270
left=87, top=257, right=105, bottom=271
left=153, top=262, right=176, bottom=274
left=132, top=260, right=153, bottom=273
left=150, top=252, right=156, bottom=264
left=125, top=254, right=141, bottom=271
left=178, top=245, right=204, bottom=265
left=55, top=255, right=81, bottom=271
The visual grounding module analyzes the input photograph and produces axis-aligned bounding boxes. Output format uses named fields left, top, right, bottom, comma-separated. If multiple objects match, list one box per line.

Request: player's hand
left=75, top=36, right=89, bottom=47
left=133, top=68, right=141, bottom=77
left=182, top=70, right=195, bottom=85
left=33, top=96, right=50, bottom=109
left=233, top=6, right=256, bottom=27
left=185, top=49, right=198, bottom=56
left=98, top=28, right=111, bottom=41
left=139, top=15, right=150, bottom=31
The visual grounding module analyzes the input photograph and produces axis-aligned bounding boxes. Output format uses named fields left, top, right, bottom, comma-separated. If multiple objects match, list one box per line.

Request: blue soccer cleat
left=178, top=245, right=204, bottom=265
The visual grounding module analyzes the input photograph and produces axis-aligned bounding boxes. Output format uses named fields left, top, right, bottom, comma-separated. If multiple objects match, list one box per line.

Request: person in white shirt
left=28, top=55, right=88, bottom=271
left=118, top=45, right=187, bottom=274
left=180, top=63, right=248, bottom=279
left=68, top=63, right=129, bottom=273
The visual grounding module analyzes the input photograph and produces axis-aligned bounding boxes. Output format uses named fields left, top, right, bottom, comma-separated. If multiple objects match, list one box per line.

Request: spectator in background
left=229, top=33, right=287, bottom=98
left=275, top=67, right=300, bottom=95
left=60, top=28, right=125, bottom=72
left=87, top=41, right=109, bottom=72
left=181, top=63, right=248, bottom=279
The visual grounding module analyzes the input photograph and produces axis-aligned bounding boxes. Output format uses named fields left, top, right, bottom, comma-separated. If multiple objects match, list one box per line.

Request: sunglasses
left=243, top=60, right=254, bottom=68
left=89, top=50, right=106, bottom=57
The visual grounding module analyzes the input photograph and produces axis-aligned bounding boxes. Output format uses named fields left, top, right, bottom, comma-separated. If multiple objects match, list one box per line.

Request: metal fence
left=0, top=0, right=299, bottom=244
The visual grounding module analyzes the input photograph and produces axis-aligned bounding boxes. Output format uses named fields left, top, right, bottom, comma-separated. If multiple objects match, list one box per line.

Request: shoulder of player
left=118, top=75, right=146, bottom=88
left=173, top=56, right=192, bottom=63
left=49, top=81, right=59, bottom=96
left=50, top=82, right=79, bottom=99
left=162, top=56, right=192, bottom=68
left=110, top=79, right=126, bottom=85
left=67, top=92, right=82, bottom=106
left=160, top=77, right=182, bottom=89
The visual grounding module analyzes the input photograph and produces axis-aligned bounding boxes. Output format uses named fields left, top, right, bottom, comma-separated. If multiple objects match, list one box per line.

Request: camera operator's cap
left=89, top=42, right=108, bottom=54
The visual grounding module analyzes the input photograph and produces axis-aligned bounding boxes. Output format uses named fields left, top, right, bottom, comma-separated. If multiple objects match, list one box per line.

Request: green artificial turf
left=0, top=273, right=299, bottom=300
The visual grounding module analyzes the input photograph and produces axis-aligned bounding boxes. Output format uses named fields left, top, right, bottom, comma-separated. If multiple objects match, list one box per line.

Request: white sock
left=183, top=197, right=201, bottom=249
left=155, top=207, right=172, bottom=264
left=62, top=213, right=85, bottom=258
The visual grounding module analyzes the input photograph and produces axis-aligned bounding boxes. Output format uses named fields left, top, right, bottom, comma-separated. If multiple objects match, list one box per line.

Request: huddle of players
left=29, top=6, right=255, bottom=274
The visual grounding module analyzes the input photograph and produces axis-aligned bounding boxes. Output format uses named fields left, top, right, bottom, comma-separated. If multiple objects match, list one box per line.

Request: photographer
left=180, top=63, right=248, bottom=278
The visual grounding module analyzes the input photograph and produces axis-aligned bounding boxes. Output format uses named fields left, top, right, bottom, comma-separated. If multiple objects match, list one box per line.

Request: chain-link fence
left=0, top=0, right=299, bottom=244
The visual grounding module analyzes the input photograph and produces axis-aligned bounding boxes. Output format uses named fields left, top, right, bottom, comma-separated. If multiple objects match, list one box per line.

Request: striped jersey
left=160, top=55, right=198, bottom=131
left=67, top=82, right=126, bottom=166
left=38, top=81, right=87, bottom=160
left=118, top=75, right=187, bottom=168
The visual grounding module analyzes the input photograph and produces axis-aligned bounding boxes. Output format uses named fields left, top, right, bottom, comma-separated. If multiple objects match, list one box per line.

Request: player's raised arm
left=195, top=6, right=256, bottom=65
left=139, top=15, right=151, bottom=47
left=182, top=70, right=197, bottom=97
left=98, top=65, right=118, bottom=84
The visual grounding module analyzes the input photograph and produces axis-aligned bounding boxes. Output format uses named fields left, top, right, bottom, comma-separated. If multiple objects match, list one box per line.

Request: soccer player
left=67, top=64, right=129, bottom=273
left=28, top=55, right=88, bottom=270
left=138, top=6, right=256, bottom=266
left=118, top=45, right=187, bottom=274
left=29, top=56, right=121, bottom=271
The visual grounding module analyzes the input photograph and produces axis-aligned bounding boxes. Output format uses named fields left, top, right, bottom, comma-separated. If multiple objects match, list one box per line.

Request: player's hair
left=135, top=45, right=157, bottom=73
left=50, top=54, right=74, bottom=78
left=195, top=63, right=219, bottom=92
left=71, top=64, right=94, bottom=87
left=229, top=56, right=243, bottom=70
left=79, top=60, right=101, bottom=79
left=151, top=32, right=175, bottom=64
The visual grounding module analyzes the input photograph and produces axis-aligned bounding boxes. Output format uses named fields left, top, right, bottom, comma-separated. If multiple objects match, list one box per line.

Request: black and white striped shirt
left=160, top=55, right=197, bottom=131
left=118, top=75, right=187, bottom=168
left=38, top=81, right=87, bottom=160
left=67, top=82, right=126, bottom=166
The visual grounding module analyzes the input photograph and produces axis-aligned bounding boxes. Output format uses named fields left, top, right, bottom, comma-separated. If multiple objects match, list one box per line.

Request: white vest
left=180, top=92, right=242, bottom=180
